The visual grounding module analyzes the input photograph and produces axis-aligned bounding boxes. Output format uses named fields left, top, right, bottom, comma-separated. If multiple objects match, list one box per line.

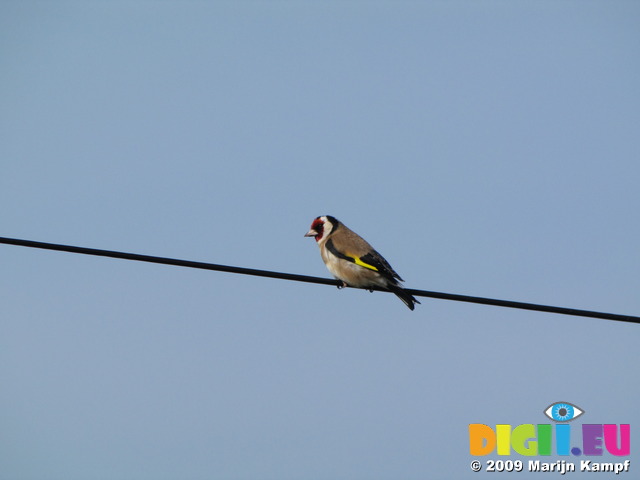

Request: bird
left=305, top=215, right=420, bottom=310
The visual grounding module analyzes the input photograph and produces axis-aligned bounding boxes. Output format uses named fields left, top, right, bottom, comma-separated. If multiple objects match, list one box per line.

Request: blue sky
left=1, top=1, right=639, bottom=478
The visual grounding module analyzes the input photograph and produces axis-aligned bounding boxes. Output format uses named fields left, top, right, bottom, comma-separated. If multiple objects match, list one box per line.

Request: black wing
left=359, top=250, right=404, bottom=283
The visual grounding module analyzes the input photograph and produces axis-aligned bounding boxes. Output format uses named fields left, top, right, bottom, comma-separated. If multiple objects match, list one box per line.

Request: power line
left=1, top=236, right=638, bottom=324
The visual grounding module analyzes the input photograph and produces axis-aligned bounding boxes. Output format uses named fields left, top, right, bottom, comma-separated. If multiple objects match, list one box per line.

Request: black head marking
left=325, top=215, right=340, bottom=231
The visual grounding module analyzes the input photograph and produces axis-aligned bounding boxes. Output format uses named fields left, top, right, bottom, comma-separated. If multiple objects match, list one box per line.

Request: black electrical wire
left=1, top=236, right=638, bottom=324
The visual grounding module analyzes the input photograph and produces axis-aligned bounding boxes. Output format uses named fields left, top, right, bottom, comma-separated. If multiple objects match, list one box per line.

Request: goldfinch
left=305, top=215, right=420, bottom=310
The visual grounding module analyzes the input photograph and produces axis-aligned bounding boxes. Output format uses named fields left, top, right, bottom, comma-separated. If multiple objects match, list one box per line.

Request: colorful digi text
left=468, top=402, right=631, bottom=474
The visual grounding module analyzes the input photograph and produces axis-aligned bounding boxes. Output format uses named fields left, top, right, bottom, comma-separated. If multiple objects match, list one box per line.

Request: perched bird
left=305, top=215, right=420, bottom=310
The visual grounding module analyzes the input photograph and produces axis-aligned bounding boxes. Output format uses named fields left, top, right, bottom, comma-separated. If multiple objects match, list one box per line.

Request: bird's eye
left=543, top=402, right=584, bottom=422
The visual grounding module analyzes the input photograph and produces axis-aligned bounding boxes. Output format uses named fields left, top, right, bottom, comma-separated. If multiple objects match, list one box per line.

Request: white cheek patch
left=314, top=217, right=332, bottom=243
left=321, top=217, right=333, bottom=236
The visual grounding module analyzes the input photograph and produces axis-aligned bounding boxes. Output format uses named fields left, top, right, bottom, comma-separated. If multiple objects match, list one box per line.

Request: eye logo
left=544, top=402, right=584, bottom=422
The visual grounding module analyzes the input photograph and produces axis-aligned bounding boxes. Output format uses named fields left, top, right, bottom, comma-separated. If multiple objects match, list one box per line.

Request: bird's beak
left=304, top=229, right=318, bottom=237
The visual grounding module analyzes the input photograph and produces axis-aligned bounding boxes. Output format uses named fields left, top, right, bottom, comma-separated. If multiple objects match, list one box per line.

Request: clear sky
left=1, top=1, right=639, bottom=479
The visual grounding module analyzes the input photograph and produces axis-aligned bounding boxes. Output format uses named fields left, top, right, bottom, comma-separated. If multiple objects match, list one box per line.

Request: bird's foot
left=337, top=281, right=348, bottom=289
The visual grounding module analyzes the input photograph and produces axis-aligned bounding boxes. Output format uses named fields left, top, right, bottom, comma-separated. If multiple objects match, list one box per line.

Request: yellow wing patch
left=351, top=256, right=379, bottom=271
left=326, top=239, right=380, bottom=272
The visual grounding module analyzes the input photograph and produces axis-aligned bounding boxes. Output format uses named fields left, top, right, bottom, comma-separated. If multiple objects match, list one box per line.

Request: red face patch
left=311, top=218, right=325, bottom=241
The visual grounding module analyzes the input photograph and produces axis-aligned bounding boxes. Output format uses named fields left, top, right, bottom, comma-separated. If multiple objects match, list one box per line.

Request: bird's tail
left=388, top=284, right=420, bottom=311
